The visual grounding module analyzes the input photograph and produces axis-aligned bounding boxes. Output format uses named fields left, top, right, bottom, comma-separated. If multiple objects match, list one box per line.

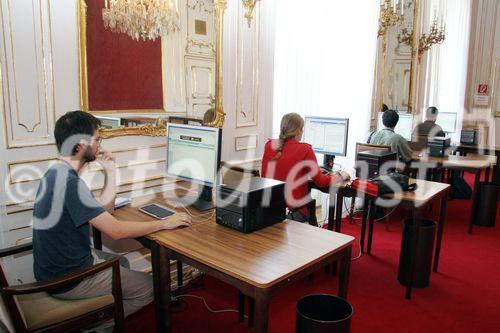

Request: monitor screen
left=377, top=112, right=413, bottom=140
left=436, top=112, right=457, bottom=133
left=166, top=124, right=221, bottom=186
left=303, top=117, right=349, bottom=156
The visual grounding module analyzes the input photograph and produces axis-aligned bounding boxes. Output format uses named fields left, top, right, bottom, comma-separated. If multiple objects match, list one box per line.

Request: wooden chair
left=0, top=243, right=125, bottom=333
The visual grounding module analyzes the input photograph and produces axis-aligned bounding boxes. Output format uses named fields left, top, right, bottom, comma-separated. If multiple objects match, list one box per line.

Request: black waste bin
left=472, top=182, right=498, bottom=227
left=296, top=294, right=353, bottom=333
left=398, top=219, right=436, bottom=288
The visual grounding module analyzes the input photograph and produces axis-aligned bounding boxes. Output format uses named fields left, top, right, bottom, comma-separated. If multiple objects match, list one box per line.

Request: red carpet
left=125, top=173, right=500, bottom=333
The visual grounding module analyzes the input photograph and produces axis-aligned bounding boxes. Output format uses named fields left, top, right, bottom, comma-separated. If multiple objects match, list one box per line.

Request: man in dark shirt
left=33, top=111, right=192, bottom=332
left=412, top=106, right=445, bottom=150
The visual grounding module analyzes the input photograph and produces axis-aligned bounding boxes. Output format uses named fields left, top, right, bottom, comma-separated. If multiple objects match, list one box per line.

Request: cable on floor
left=177, top=294, right=248, bottom=318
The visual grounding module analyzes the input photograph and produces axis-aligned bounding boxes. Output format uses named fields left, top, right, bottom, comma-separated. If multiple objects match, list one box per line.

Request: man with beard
left=32, top=111, right=192, bottom=332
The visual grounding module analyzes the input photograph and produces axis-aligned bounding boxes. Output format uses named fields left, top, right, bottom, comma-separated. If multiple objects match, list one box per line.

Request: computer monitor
left=96, top=116, right=121, bottom=129
left=377, top=112, right=413, bottom=140
left=166, top=123, right=222, bottom=211
left=436, top=112, right=457, bottom=133
left=303, top=116, right=349, bottom=169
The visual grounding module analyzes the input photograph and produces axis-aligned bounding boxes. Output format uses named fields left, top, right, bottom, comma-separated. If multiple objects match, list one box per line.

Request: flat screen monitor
left=304, top=116, right=349, bottom=157
left=166, top=123, right=222, bottom=187
left=377, top=112, right=413, bottom=140
left=436, top=112, right=457, bottom=133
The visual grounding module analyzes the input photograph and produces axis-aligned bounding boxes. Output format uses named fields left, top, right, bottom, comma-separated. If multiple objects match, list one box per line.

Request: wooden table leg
left=406, top=207, right=422, bottom=300
left=254, top=289, right=270, bottom=333
left=238, top=291, right=245, bottom=323
left=328, top=198, right=336, bottom=231
left=360, top=198, right=370, bottom=253
left=338, top=245, right=352, bottom=299
left=433, top=194, right=448, bottom=272
left=150, top=243, right=167, bottom=333
left=177, top=261, right=183, bottom=288
left=335, top=190, right=343, bottom=233
left=468, top=171, right=481, bottom=234
left=367, top=200, right=376, bottom=255
left=248, top=297, right=255, bottom=328
left=150, top=243, right=169, bottom=333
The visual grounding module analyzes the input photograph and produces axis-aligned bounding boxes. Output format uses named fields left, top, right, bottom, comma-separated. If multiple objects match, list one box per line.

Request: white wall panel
left=0, top=0, right=56, bottom=147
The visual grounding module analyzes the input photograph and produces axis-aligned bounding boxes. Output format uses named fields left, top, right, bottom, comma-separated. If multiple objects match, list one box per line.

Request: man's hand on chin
left=97, top=149, right=116, bottom=173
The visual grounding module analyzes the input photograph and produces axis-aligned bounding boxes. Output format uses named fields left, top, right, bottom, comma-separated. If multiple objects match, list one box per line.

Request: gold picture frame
left=77, top=0, right=227, bottom=138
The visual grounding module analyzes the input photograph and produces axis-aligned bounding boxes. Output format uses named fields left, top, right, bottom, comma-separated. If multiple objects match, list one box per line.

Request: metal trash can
left=472, top=182, right=498, bottom=227
left=296, top=294, right=353, bottom=333
left=398, top=219, right=436, bottom=288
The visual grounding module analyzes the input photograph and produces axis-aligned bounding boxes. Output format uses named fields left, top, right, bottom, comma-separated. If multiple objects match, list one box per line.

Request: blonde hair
left=273, top=113, right=304, bottom=160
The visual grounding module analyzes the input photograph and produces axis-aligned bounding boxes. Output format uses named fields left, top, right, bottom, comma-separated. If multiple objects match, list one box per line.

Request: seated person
left=261, top=113, right=350, bottom=223
left=412, top=106, right=445, bottom=148
left=33, top=111, right=192, bottom=333
left=368, top=109, right=413, bottom=163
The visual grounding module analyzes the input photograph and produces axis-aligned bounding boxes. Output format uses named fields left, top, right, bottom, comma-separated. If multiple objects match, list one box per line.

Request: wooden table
left=335, top=178, right=450, bottom=299
left=451, top=143, right=500, bottom=183
left=114, top=192, right=354, bottom=333
left=111, top=191, right=212, bottom=333
left=412, top=153, right=496, bottom=233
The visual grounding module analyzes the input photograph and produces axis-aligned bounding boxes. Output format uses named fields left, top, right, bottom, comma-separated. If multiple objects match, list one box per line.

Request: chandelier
left=102, top=0, right=180, bottom=41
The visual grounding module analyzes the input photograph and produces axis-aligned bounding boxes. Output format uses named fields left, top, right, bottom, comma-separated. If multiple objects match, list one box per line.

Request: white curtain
left=423, top=0, right=472, bottom=142
left=272, top=0, right=380, bottom=172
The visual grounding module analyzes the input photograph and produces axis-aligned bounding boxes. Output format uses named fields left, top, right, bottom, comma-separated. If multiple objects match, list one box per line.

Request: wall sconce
left=418, top=18, right=446, bottom=58
left=242, top=0, right=260, bottom=28
left=378, top=0, right=404, bottom=37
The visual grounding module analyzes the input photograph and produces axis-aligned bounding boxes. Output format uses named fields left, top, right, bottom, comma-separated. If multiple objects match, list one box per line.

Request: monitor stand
left=168, top=185, right=214, bottom=212
left=323, top=154, right=335, bottom=172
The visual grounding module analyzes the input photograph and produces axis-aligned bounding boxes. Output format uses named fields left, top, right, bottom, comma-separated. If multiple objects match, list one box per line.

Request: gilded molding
left=205, top=0, right=226, bottom=129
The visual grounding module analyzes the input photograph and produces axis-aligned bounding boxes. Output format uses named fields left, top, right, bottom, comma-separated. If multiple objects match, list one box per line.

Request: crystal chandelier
left=102, top=0, right=180, bottom=41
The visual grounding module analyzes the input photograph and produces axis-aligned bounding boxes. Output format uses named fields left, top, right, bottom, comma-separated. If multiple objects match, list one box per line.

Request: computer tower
left=428, top=137, right=451, bottom=157
left=355, top=150, right=397, bottom=179
left=216, top=177, right=286, bottom=233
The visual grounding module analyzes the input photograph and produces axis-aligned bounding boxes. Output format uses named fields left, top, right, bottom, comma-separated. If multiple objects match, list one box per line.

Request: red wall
left=86, top=0, right=163, bottom=111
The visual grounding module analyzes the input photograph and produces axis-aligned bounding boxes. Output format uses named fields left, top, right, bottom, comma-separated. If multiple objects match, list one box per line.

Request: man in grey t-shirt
left=368, top=110, right=413, bottom=163
left=33, top=111, right=193, bottom=332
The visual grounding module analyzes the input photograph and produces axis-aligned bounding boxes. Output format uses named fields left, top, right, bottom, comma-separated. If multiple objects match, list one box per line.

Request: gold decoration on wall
left=205, top=0, right=227, bottom=128
left=378, top=0, right=404, bottom=37
left=418, top=18, right=445, bottom=58
left=242, top=0, right=259, bottom=28
left=99, top=117, right=167, bottom=139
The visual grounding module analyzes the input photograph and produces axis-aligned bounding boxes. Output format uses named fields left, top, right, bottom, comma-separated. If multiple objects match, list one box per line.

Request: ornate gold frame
left=375, top=0, right=419, bottom=114
left=77, top=0, right=226, bottom=138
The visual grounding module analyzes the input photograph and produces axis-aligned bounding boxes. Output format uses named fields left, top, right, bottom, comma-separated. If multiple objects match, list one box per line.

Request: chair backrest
left=355, top=142, right=391, bottom=157
left=0, top=248, right=27, bottom=333
left=220, top=161, right=260, bottom=184
left=409, top=135, right=429, bottom=151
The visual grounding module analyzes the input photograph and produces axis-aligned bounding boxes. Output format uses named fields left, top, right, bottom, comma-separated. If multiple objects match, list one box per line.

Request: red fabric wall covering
left=86, top=0, right=164, bottom=111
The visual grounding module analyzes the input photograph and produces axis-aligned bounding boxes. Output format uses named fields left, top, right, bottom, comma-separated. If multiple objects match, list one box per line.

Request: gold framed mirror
left=77, top=0, right=226, bottom=139
left=374, top=0, right=419, bottom=115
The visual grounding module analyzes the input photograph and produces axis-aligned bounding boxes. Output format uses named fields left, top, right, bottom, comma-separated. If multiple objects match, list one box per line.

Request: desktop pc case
left=216, top=178, right=286, bottom=233
left=355, top=150, right=397, bottom=179
left=428, top=137, right=451, bottom=157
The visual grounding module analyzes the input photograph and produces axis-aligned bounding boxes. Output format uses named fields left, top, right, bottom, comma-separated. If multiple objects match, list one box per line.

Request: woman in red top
left=262, top=113, right=350, bottom=222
